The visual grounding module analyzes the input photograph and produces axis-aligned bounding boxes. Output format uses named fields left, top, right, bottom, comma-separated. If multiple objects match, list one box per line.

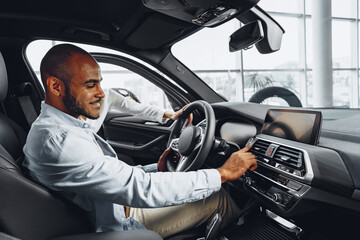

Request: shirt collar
left=40, top=102, right=91, bottom=129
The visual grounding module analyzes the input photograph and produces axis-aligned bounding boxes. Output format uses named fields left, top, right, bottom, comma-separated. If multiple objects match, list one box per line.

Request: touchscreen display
left=262, top=109, right=322, bottom=145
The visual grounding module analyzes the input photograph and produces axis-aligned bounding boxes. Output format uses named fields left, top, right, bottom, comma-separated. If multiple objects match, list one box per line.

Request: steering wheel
left=166, top=101, right=216, bottom=172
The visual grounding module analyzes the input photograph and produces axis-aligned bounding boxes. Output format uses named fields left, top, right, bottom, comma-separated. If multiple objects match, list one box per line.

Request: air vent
left=273, top=146, right=303, bottom=170
left=251, top=139, right=271, bottom=156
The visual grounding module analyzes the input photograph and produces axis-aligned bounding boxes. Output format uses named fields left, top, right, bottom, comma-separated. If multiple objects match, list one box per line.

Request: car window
left=26, top=40, right=120, bottom=84
left=25, top=40, right=173, bottom=110
left=172, top=19, right=303, bottom=107
left=98, top=62, right=172, bottom=109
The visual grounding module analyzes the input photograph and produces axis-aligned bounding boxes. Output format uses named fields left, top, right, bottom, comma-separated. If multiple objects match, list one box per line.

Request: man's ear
left=46, top=76, right=63, bottom=97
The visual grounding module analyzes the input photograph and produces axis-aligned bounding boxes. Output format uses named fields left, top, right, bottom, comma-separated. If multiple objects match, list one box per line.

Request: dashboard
left=209, top=102, right=360, bottom=222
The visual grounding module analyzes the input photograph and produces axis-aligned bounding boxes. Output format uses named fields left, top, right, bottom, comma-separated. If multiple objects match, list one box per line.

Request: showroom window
left=172, top=0, right=360, bottom=108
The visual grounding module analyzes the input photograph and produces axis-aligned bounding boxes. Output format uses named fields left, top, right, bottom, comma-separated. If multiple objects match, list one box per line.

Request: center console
left=239, top=136, right=312, bottom=210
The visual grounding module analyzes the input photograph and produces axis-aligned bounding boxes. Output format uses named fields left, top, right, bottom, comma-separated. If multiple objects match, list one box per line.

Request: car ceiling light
left=192, top=5, right=238, bottom=27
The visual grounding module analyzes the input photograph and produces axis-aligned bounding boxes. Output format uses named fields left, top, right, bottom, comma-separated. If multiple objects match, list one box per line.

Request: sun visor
left=126, top=14, right=195, bottom=49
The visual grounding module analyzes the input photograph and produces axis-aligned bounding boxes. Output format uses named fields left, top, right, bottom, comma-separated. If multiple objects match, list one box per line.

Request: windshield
left=172, top=0, right=359, bottom=109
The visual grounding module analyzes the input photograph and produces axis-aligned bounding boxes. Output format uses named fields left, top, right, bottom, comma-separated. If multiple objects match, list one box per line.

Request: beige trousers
left=129, top=188, right=242, bottom=238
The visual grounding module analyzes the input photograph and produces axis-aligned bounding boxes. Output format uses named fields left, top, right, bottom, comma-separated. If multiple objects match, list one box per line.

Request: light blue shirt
left=23, top=102, right=221, bottom=232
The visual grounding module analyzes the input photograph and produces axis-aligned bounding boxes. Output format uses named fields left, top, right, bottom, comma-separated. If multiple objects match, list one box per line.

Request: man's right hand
left=217, top=145, right=257, bottom=183
left=158, top=147, right=172, bottom=172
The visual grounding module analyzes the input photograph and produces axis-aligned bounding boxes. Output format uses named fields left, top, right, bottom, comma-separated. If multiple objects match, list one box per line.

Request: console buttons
left=245, top=177, right=256, bottom=187
left=246, top=137, right=256, bottom=146
left=265, top=144, right=279, bottom=158
left=277, top=179, right=288, bottom=186
left=282, top=194, right=293, bottom=205
left=271, top=192, right=293, bottom=205
left=272, top=193, right=283, bottom=203
left=258, top=187, right=266, bottom=194
left=293, top=170, right=302, bottom=177
left=278, top=164, right=290, bottom=172
left=286, top=180, right=303, bottom=191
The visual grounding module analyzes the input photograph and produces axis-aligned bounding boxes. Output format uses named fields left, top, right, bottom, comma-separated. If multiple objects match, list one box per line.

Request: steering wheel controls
left=171, top=140, right=179, bottom=150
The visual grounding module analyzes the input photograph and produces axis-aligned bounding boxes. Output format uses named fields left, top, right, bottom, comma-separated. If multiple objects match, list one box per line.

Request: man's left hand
left=164, top=105, right=193, bottom=125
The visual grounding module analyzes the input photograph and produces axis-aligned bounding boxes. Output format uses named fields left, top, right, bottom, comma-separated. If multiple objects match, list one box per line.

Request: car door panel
left=103, top=113, right=171, bottom=166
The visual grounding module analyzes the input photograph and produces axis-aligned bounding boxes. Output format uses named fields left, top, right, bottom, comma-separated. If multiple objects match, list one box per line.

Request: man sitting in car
left=23, top=44, right=257, bottom=238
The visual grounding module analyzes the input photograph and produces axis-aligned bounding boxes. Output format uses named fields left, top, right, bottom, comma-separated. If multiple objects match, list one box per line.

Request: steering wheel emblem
left=177, top=126, right=201, bottom=156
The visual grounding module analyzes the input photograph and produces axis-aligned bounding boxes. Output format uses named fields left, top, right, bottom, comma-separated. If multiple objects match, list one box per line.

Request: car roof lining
left=0, top=0, right=201, bottom=51
left=125, top=13, right=197, bottom=49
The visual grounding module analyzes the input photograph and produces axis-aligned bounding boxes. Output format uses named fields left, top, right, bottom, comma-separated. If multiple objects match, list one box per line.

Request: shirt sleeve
left=108, top=88, right=167, bottom=123
left=85, top=89, right=169, bottom=132
left=137, top=163, right=158, bottom=173
left=36, top=131, right=221, bottom=208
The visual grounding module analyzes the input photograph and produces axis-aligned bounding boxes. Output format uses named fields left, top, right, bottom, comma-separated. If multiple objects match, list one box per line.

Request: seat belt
left=15, top=82, right=38, bottom=127
left=17, top=94, right=37, bottom=126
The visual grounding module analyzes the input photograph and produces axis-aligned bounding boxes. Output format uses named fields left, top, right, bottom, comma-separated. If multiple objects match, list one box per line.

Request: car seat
left=0, top=52, right=162, bottom=240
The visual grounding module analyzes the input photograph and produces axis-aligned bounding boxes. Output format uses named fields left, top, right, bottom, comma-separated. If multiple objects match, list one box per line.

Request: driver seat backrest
left=0, top=52, right=93, bottom=240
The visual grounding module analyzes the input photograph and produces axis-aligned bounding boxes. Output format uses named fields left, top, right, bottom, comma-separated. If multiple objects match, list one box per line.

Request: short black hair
left=40, top=44, right=91, bottom=88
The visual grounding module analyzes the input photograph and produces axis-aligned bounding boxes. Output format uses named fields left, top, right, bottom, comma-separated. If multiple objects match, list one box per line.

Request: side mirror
left=229, top=20, right=264, bottom=52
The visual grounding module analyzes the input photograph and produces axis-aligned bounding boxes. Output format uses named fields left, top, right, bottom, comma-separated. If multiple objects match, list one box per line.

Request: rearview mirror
left=229, top=20, right=264, bottom=52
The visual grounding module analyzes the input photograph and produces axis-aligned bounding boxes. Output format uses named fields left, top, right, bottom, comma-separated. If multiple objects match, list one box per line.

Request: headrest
left=0, top=52, right=8, bottom=102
